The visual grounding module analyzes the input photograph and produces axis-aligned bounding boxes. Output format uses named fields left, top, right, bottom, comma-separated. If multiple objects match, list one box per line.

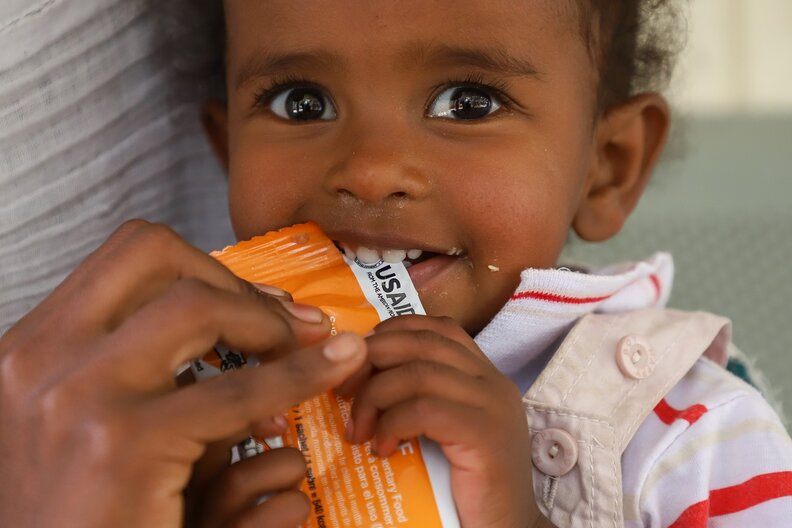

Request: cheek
left=226, top=132, right=320, bottom=240
left=440, top=139, right=587, bottom=270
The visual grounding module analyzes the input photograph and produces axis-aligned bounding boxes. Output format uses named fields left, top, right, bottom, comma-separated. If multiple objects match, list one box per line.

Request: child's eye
left=426, top=86, right=503, bottom=120
left=268, top=87, right=337, bottom=121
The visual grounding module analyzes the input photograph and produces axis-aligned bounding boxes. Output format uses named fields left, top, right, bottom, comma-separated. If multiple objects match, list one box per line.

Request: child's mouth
left=336, top=243, right=430, bottom=267
left=334, top=241, right=465, bottom=289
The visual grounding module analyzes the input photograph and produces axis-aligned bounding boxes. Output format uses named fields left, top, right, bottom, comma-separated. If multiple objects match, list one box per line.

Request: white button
left=531, top=428, right=578, bottom=477
left=616, top=335, right=656, bottom=379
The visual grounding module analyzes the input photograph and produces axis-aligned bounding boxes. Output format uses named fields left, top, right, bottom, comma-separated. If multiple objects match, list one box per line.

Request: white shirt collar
left=475, top=252, right=674, bottom=392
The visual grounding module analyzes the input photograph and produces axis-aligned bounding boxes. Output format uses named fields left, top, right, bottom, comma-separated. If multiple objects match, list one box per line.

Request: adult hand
left=0, top=220, right=365, bottom=528
left=190, top=447, right=310, bottom=528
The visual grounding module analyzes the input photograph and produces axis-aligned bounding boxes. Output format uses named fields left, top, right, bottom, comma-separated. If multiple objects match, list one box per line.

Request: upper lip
left=323, top=228, right=451, bottom=255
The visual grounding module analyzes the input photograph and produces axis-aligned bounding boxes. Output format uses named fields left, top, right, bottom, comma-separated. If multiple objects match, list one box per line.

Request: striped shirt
left=476, top=253, right=792, bottom=526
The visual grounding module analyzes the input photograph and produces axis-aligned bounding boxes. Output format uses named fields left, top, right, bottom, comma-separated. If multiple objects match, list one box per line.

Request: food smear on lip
left=192, top=222, right=460, bottom=528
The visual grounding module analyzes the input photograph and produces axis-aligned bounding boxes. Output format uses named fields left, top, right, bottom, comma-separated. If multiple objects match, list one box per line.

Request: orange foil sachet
left=192, top=223, right=459, bottom=528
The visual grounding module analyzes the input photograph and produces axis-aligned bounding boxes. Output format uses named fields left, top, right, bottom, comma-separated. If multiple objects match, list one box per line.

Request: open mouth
left=334, top=242, right=463, bottom=268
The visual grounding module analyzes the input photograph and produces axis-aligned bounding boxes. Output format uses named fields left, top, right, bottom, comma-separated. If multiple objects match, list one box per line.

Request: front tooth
left=356, top=246, right=381, bottom=265
left=382, top=249, right=407, bottom=263
left=407, top=249, right=423, bottom=260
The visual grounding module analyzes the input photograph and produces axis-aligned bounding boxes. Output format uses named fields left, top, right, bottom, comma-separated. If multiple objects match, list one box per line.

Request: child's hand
left=0, top=221, right=365, bottom=528
left=344, top=315, right=542, bottom=528
left=188, top=448, right=310, bottom=528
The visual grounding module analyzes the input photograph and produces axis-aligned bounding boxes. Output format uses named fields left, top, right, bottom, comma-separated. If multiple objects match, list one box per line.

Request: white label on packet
left=344, top=255, right=426, bottom=318
left=347, top=259, right=463, bottom=527
left=191, top=346, right=258, bottom=381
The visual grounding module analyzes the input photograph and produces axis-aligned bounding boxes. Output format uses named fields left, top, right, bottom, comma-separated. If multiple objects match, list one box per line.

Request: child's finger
left=99, top=281, right=329, bottom=391
left=373, top=314, right=478, bottom=349
left=146, top=333, right=366, bottom=445
left=349, top=361, right=490, bottom=443
left=335, top=360, right=373, bottom=398
left=364, top=329, right=488, bottom=374
left=198, top=448, right=306, bottom=527
left=370, top=396, right=492, bottom=459
left=226, top=489, right=310, bottom=528
left=371, top=398, right=535, bottom=528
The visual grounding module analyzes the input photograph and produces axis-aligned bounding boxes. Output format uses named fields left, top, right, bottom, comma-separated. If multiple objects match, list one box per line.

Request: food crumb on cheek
left=488, top=264, right=500, bottom=272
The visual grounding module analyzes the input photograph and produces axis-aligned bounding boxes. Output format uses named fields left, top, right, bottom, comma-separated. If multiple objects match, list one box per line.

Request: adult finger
left=41, top=221, right=262, bottom=337
left=334, top=361, right=372, bottom=398
left=227, top=489, right=310, bottom=528
left=97, top=279, right=328, bottom=391
left=199, top=448, right=306, bottom=528
left=145, top=332, right=366, bottom=445
left=250, top=283, right=293, bottom=303
left=4, top=220, right=265, bottom=369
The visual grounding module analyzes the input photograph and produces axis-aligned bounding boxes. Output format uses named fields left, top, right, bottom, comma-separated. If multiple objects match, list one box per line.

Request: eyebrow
left=233, top=43, right=542, bottom=90
left=401, top=43, right=543, bottom=80
left=234, top=49, right=344, bottom=90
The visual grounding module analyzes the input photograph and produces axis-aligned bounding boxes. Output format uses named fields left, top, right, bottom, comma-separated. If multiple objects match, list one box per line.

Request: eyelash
left=428, top=73, right=516, bottom=114
left=251, top=73, right=517, bottom=115
left=251, top=74, right=325, bottom=108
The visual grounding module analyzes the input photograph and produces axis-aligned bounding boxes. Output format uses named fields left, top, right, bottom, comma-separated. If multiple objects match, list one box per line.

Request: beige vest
left=524, top=308, right=731, bottom=527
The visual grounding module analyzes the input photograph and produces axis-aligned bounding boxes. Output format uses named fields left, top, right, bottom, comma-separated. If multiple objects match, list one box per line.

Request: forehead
left=223, top=0, right=585, bottom=73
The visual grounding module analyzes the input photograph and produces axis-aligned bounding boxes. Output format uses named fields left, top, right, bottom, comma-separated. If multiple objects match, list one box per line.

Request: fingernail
left=274, top=414, right=289, bottom=431
left=283, top=302, right=325, bottom=324
left=345, top=419, right=355, bottom=441
left=252, top=283, right=289, bottom=298
left=323, top=333, right=363, bottom=362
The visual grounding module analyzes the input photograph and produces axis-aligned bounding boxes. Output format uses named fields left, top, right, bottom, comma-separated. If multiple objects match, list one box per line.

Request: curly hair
left=580, top=0, right=687, bottom=111
left=153, top=0, right=686, bottom=112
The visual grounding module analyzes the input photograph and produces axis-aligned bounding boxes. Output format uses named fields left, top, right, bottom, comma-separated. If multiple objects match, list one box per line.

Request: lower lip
left=406, top=255, right=459, bottom=290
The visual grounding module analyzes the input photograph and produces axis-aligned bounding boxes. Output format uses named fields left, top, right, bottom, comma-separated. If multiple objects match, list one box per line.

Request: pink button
left=616, top=335, right=656, bottom=379
left=531, top=428, right=578, bottom=477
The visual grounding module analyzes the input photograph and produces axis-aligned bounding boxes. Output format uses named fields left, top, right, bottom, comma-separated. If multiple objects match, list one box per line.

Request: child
left=194, top=1, right=792, bottom=526
left=1, top=1, right=789, bottom=528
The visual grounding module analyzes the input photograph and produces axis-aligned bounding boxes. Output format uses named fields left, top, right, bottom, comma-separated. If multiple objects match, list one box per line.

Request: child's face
left=215, top=1, right=608, bottom=333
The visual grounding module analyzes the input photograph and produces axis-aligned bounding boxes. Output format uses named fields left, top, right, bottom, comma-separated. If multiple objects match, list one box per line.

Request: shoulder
left=623, top=358, right=792, bottom=527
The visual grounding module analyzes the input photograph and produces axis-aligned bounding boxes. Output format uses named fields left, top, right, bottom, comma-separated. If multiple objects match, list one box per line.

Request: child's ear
left=200, top=100, right=230, bottom=172
left=573, top=93, right=670, bottom=242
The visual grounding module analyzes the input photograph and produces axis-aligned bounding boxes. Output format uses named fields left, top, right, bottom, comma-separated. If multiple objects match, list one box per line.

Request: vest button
left=531, top=428, right=578, bottom=477
left=616, top=335, right=656, bottom=379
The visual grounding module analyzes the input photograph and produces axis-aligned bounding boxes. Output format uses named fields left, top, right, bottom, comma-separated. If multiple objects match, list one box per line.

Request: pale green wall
left=561, top=115, right=792, bottom=420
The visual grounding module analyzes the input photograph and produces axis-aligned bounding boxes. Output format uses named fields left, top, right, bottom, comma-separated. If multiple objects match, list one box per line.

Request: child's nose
left=322, top=136, right=430, bottom=204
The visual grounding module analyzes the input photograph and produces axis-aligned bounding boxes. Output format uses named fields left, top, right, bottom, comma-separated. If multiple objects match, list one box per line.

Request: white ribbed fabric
left=476, top=252, right=673, bottom=392
left=0, top=0, right=234, bottom=334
